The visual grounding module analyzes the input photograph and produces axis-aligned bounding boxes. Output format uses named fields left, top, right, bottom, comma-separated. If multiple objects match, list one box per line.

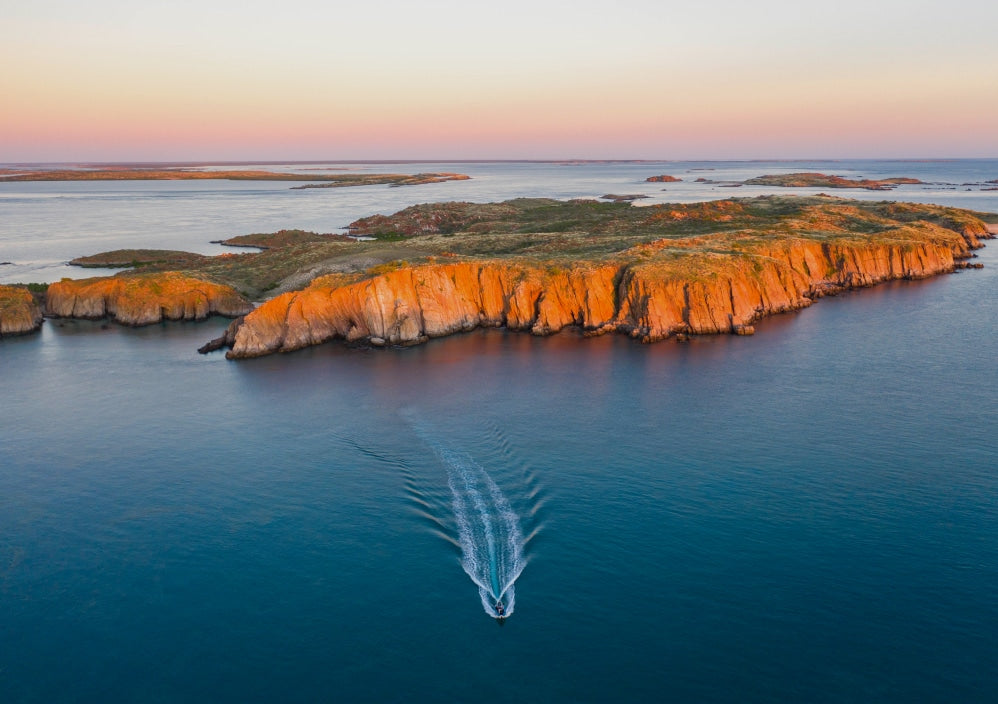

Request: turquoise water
left=1, top=162, right=997, bottom=701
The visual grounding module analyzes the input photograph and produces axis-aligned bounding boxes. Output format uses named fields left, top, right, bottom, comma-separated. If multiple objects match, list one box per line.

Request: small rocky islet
left=676, top=172, right=925, bottom=190
left=744, top=172, right=924, bottom=190
left=2, top=195, right=995, bottom=355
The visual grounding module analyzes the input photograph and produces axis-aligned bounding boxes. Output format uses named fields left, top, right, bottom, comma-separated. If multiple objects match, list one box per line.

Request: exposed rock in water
left=45, top=272, right=253, bottom=326
left=0, top=285, right=44, bottom=336
left=220, top=221, right=980, bottom=359
left=646, top=175, right=682, bottom=183
left=198, top=316, right=246, bottom=353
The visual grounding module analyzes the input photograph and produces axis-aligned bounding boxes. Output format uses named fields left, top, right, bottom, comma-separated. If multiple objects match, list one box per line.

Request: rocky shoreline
left=214, top=223, right=989, bottom=358
left=0, top=285, right=44, bottom=336
left=45, top=273, right=252, bottom=325
left=3, top=197, right=994, bottom=357
left=744, top=173, right=923, bottom=190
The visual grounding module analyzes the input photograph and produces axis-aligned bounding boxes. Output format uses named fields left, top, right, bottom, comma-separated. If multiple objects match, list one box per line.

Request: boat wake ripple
left=401, top=415, right=531, bottom=620
left=359, top=413, right=540, bottom=620
left=435, top=443, right=526, bottom=618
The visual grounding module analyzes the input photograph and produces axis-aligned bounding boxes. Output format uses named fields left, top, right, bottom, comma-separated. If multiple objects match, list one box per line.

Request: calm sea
left=1, top=161, right=996, bottom=702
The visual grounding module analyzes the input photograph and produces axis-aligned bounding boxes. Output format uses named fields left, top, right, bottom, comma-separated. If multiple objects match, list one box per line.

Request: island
left=600, top=194, right=650, bottom=202
left=290, top=173, right=469, bottom=189
left=70, top=250, right=212, bottom=269
left=0, top=167, right=470, bottom=188
left=744, top=173, right=923, bottom=190
left=15, top=195, right=994, bottom=358
left=646, top=175, right=682, bottom=183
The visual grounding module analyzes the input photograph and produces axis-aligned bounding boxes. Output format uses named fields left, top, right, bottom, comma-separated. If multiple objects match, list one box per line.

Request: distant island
left=745, top=172, right=923, bottom=190
left=4, top=195, right=994, bottom=355
left=646, top=175, right=682, bottom=183
left=600, top=194, right=649, bottom=202
left=290, top=173, right=469, bottom=188
left=0, top=167, right=470, bottom=188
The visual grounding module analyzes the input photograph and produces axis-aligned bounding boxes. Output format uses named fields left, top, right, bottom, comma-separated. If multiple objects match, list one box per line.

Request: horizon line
left=3, top=157, right=996, bottom=168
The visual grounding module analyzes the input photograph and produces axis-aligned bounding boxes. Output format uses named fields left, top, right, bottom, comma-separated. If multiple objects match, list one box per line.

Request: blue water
left=1, top=161, right=997, bottom=701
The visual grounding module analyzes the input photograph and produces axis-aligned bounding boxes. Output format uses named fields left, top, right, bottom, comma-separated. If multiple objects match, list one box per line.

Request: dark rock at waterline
left=198, top=316, right=245, bottom=354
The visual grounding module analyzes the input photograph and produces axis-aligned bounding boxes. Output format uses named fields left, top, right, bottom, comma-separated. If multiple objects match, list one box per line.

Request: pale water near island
left=1, top=161, right=997, bottom=701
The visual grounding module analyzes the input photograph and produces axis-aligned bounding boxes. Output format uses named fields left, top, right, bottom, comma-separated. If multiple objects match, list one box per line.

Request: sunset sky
left=3, top=0, right=997, bottom=161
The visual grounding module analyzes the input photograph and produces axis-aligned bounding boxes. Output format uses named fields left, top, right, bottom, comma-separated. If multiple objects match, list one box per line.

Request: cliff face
left=0, top=285, right=44, bottom=336
left=46, top=272, right=253, bottom=325
left=225, top=221, right=976, bottom=358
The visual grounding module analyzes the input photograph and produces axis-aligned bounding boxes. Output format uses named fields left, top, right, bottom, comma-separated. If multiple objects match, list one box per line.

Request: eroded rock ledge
left=45, top=272, right=253, bottom=326
left=0, top=285, right=44, bottom=336
left=219, top=218, right=988, bottom=359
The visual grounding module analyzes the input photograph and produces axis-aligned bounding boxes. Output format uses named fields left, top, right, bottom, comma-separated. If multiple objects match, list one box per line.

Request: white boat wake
left=399, top=412, right=534, bottom=620
left=434, top=443, right=526, bottom=618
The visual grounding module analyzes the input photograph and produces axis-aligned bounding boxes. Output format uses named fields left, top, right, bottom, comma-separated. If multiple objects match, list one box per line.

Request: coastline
left=3, top=196, right=995, bottom=357
left=0, top=167, right=470, bottom=187
left=218, top=226, right=990, bottom=358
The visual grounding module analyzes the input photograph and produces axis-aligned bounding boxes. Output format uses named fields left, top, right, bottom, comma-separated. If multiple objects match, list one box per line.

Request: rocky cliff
left=223, top=219, right=982, bottom=358
left=0, top=285, right=44, bottom=336
left=46, top=272, right=253, bottom=325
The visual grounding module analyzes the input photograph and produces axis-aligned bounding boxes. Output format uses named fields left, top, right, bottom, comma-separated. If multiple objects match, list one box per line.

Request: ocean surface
left=1, top=161, right=996, bottom=702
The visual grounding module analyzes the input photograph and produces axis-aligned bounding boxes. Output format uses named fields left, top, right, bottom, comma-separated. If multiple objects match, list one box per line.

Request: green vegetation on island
left=70, top=249, right=211, bottom=269
left=211, top=229, right=354, bottom=249
left=51, top=195, right=995, bottom=301
left=744, top=173, right=923, bottom=190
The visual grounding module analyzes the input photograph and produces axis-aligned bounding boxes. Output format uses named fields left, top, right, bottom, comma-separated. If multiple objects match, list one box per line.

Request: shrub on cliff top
left=366, top=260, right=409, bottom=276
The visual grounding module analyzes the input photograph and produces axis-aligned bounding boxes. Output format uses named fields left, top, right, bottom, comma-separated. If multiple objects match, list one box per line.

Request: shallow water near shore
left=1, top=161, right=997, bottom=702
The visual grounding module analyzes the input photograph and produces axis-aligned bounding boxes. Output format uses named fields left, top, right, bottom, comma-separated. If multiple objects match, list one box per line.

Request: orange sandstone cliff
left=0, top=285, right=44, bottom=336
left=223, top=219, right=981, bottom=358
left=45, top=272, right=253, bottom=325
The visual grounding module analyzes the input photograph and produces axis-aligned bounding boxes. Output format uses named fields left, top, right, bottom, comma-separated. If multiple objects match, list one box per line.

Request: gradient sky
left=2, top=0, right=997, bottom=161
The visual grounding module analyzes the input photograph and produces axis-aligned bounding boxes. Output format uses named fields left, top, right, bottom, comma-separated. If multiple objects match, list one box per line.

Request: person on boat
left=495, top=600, right=505, bottom=617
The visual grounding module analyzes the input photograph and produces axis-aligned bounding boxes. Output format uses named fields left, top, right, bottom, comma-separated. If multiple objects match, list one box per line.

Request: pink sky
left=3, top=1, right=996, bottom=161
